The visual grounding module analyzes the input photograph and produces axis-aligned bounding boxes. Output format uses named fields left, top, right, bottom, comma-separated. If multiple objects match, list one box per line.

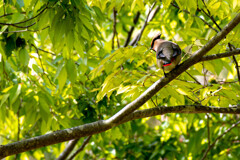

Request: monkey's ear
left=151, top=33, right=161, bottom=51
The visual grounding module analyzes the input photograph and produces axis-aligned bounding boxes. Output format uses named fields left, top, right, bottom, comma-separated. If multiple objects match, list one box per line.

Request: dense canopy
left=0, top=0, right=240, bottom=159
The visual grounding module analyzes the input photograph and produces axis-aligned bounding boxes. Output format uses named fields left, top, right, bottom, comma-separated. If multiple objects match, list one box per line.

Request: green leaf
left=54, top=62, right=65, bottom=81
left=80, top=15, right=95, bottom=32
left=111, top=127, right=122, bottom=140
left=38, top=10, right=49, bottom=29
left=9, top=84, right=22, bottom=106
left=58, top=65, right=67, bottom=92
left=32, top=64, right=43, bottom=73
left=74, top=36, right=84, bottom=57
left=0, top=94, right=10, bottom=107
left=0, top=25, right=8, bottom=34
left=38, top=92, right=51, bottom=122
left=19, top=48, right=30, bottom=66
left=17, top=0, right=25, bottom=7
left=23, top=0, right=31, bottom=8
left=4, top=36, right=16, bottom=57
left=66, top=59, right=77, bottom=83
left=66, top=30, right=74, bottom=53
left=11, top=13, right=25, bottom=23
left=166, top=86, right=184, bottom=104
left=81, top=26, right=89, bottom=40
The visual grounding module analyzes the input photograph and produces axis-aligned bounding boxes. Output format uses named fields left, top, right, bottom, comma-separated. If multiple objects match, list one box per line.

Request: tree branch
left=106, top=13, right=240, bottom=125
left=171, top=2, right=219, bottom=33
left=1, top=105, right=240, bottom=158
left=68, top=136, right=92, bottom=160
left=199, top=1, right=240, bottom=84
left=112, top=8, right=117, bottom=50
left=0, top=12, right=26, bottom=18
left=0, top=4, right=48, bottom=29
left=2, top=26, right=50, bottom=33
left=129, top=3, right=160, bottom=46
left=56, top=139, right=79, bottom=160
left=0, top=22, right=36, bottom=29
left=200, top=49, right=240, bottom=62
left=31, top=44, right=56, bottom=87
left=1, top=12, right=240, bottom=160
left=201, top=120, right=240, bottom=160
left=124, top=12, right=141, bottom=47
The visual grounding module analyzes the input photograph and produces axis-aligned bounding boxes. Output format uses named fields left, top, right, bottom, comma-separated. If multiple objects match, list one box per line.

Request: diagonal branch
left=1, top=104, right=240, bottom=158
left=171, top=2, right=219, bottom=33
left=106, top=13, right=240, bottom=125
left=0, top=13, right=240, bottom=159
left=56, top=139, right=80, bottom=160
left=201, top=120, right=240, bottom=160
left=124, top=11, right=141, bottom=47
left=129, top=3, right=160, bottom=46
left=199, top=1, right=240, bottom=84
left=68, top=136, right=92, bottom=160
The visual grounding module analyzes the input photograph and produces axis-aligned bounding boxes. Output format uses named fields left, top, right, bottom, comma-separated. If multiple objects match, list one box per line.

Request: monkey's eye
left=156, top=50, right=165, bottom=59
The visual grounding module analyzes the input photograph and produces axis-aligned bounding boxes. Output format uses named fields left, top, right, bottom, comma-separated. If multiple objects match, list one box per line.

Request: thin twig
left=0, top=12, right=26, bottom=18
left=185, top=95, right=201, bottom=104
left=124, top=12, right=141, bottom=47
left=185, top=71, right=201, bottom=85
left=116, top=32, right=120, bottom=48
left=38, top=47, right=56, bottom=56
left=31, top=44, right=56, bottom=87
left=201, top=120, right=240, bottom=160
left=8, top=5, right=48, bottom=25
left=201, top=0, right=222, bottom=31
left=112, top=8, right=117, bottom=50
left=1, top=13, right=240, bottom=158
left=15, top=98, right=22, bottom=160
left=228, top=44, right=240, bottom=84
left=143, top=81, right=157, bottom=107
left=171, top=2, right=219, bottom=33
left=129, top=3, right=160, bottom=46
left=0, top=4, right=48, bottom=29
left=200, top=1, right=240, bottom=84
left=0, top=22, right=36, bottom=29
left=232, top=55, right=240, bottom=84
left=2, top=26, right=50, bottom=33
left=202, top=62, right=208, bottom=86
left=206, top=114, right=211, bottom=147
left=68, top=136, right=92, bottom=160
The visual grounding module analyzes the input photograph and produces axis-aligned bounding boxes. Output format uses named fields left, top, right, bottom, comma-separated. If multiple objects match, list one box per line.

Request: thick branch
left=1, top=105, right=240, bottom=158
left=0, top=120, right=111, bottom=158
left=1, top=12, right=240, bottom=160
left=200, top=1, right=240, bottom=84
left=106, top=13, right=240, bottom=125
